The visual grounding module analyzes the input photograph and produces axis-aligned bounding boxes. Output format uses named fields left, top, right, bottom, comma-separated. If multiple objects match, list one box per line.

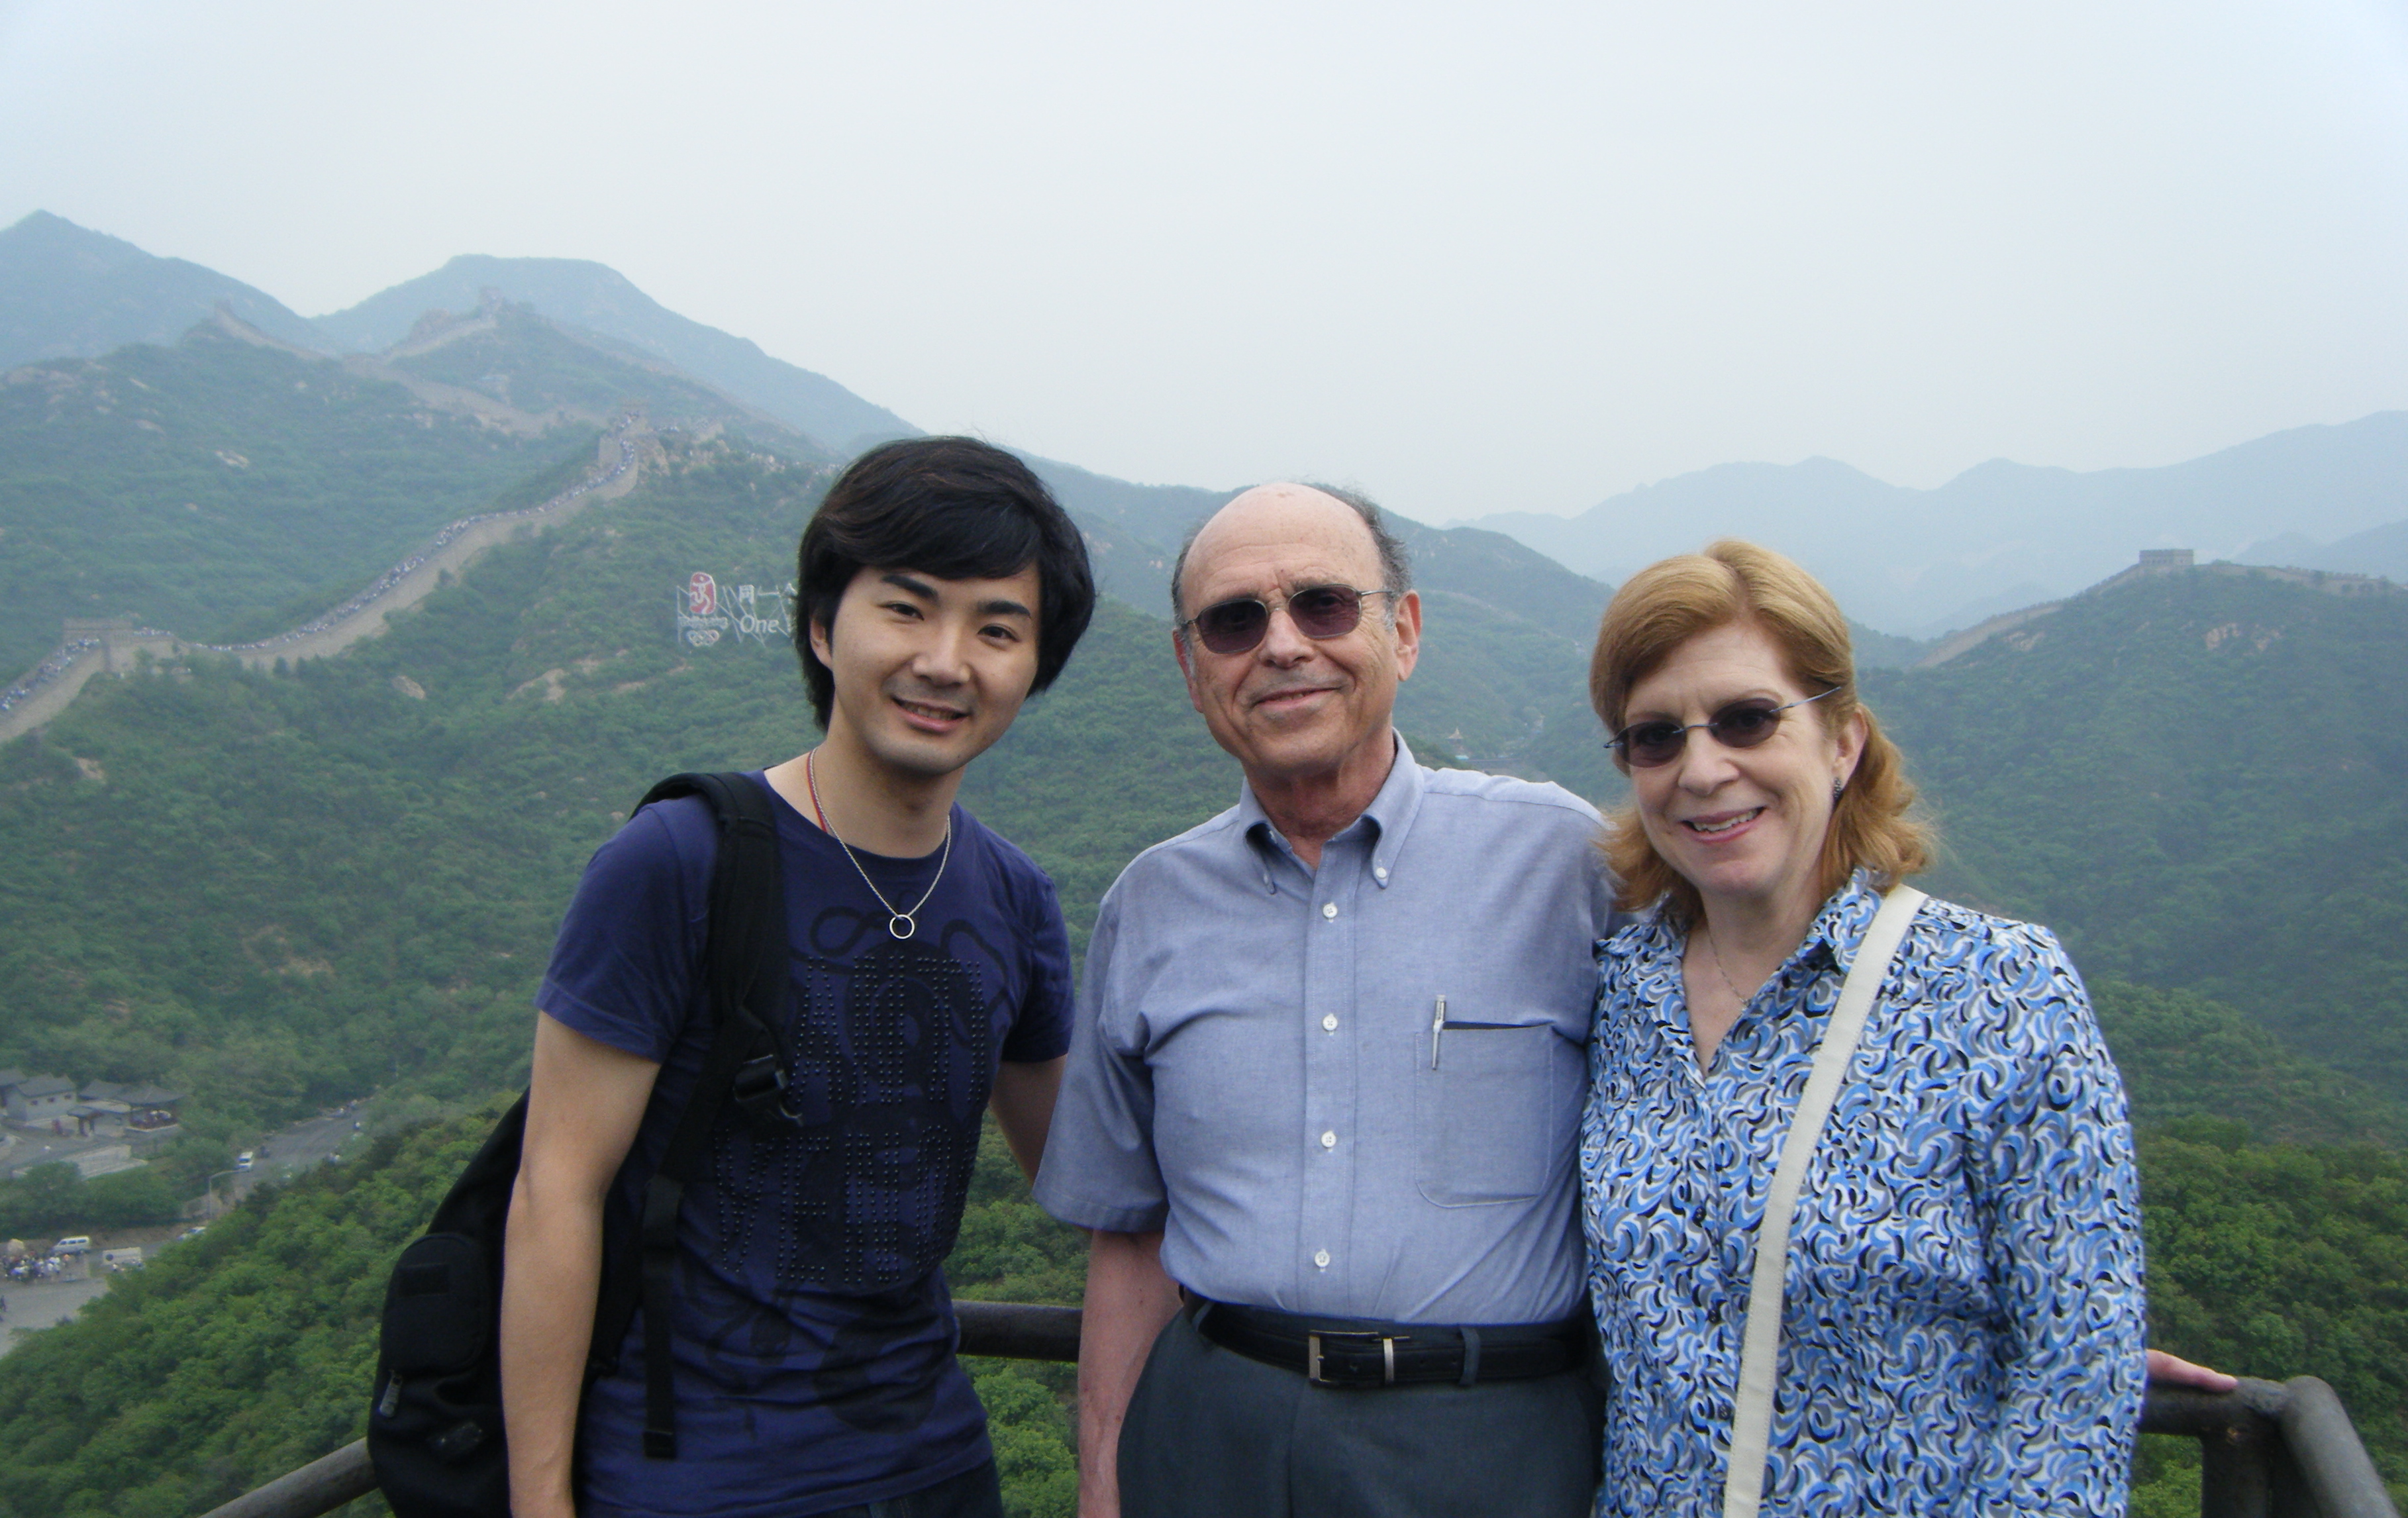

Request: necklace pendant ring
left=887, top=913, right=917, bottom=940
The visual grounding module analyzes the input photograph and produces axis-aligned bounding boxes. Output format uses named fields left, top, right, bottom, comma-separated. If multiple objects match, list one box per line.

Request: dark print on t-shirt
left=709, top=910, right=1002, bottom=1293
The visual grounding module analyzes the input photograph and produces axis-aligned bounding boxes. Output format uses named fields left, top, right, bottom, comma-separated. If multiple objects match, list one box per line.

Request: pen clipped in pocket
left=1414, top=1011, right=1558, bottom=1207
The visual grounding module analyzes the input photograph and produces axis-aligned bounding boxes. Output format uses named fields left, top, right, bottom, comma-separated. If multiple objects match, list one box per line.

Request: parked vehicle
left=235, top=1151, right=254, bottom=1171
left=52, top=1235, right=90, bottom=1254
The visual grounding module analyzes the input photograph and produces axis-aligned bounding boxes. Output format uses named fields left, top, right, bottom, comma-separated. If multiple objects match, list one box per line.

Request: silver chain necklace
left=804, top=748, right=952, bottom=940
left=1693, top=921, right=1757, bottom=1007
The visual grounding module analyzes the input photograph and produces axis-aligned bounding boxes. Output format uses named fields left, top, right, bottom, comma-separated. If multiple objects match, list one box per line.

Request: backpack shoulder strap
left=631, top=772, right=789, bottom=1121
left=594, top=772, right=791, bottom=1459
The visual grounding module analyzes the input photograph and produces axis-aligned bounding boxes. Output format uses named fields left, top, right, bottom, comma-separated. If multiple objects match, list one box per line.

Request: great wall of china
left=0, top=413, right=654, bottom=747
left=6, top=454, right=2398, bottom=745
left=1913, top=550, right=2401, bottom=668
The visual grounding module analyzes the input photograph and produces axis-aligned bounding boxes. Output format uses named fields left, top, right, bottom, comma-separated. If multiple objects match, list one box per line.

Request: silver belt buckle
left=1306, top=1330, right=1409, bottom=1385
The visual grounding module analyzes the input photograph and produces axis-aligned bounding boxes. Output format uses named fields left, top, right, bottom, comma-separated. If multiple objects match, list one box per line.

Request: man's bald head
left=1172, top=483, right=1412, bottom=629
left=1166, top=480, right=1423, bottom=829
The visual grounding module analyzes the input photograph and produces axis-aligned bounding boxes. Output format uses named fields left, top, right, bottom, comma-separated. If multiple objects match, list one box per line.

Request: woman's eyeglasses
left=1181, top=585, right=1393, bottom=656
left=1606, top=687, right=1840, bottom=768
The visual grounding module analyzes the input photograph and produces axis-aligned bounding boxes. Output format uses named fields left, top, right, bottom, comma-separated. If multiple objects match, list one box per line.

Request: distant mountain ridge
left=311, top=254, right=916, bottom=454
left=22, top=206, right=2403, bottom=646
left=0, top=262, right=931, bottom=676
left=0, top=305, right=1620, bottom=764
left=1868, top=564, right=2408, bottom=1094
left=1462, top=416, right=2408, bottom=636
left=2236, top=516, right=2408, bottom=583
left=0, top=212, right=328, bottom=368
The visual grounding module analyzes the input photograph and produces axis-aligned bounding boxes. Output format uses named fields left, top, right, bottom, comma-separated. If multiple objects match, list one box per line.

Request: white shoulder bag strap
left=1721, top=885, right=1927, bottom=1518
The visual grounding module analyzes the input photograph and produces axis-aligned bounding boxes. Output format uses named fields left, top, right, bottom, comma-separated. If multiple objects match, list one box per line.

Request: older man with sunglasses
left=1034, top=483, right=1621, bottom=1517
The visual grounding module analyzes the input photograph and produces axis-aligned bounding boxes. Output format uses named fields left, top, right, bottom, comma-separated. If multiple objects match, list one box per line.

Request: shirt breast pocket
left=1415, top=1020, right=1560, bottom=1206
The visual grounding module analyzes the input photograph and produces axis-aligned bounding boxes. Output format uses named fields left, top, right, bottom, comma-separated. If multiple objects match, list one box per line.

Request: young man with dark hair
left=500, top=437, right=1095, bottom=1518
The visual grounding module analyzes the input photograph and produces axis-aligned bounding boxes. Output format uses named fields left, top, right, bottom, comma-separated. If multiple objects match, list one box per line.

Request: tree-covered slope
left=0, top=211, right=328, bottom=370
left=312, top=254, right=915, bottom=454
left=0, top=292, right=867, bottom=683
left=2098, top=982, right=2408, bottom=1149
left=8, top=1068, right=2402, bottom=1518
left=0, top=1117, right=485, bottom=1518
left=1867, top=570, right=2408, bottom=1096
left=2129, top=1125, right=2408, bottom=1511
left=383, top=302, right=828, bottom=458
left=0, top=1105, right=1087, bottom=1518
left=0, top=324, right=593, bottom=676
left=0, top=438, right=1232, bottom=1133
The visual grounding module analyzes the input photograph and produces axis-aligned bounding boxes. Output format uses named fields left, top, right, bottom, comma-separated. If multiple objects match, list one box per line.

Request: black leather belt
left=1190, top=1297, right=1590, bottom=1389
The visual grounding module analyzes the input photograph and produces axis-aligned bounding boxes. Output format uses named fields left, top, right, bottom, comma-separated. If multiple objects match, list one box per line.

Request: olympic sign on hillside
left=675, top=572, right=796, bottom=648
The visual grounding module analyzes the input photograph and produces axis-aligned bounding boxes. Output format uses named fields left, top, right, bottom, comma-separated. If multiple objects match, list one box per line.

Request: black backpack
left=369, top=772, right=811, bottom=1518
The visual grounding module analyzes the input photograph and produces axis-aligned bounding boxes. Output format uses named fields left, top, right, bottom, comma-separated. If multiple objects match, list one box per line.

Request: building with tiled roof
left=6, top=1074, right=79, bottom=1124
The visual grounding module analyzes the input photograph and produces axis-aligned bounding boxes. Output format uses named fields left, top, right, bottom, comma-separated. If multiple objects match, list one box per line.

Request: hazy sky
left=5, top=1, right=2407, bottom=523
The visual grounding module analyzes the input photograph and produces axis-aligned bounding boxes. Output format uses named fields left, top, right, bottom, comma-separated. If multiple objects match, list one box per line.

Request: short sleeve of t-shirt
left=535, top=796, right=716, bottom=1062
left=999, top=852, right=1076, bottom=1064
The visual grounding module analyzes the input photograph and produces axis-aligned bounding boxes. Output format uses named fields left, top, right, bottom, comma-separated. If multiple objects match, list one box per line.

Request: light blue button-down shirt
left=1035, top=739, right=1619, bottom=1325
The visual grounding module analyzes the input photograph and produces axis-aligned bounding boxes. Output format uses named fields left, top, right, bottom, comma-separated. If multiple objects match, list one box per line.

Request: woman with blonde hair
left=1578, top=539, right=2147, bottom=1516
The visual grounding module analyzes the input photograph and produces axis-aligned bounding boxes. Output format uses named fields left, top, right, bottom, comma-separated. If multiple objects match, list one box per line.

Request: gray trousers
left=1118, top=1308, right=1603, bottom=1517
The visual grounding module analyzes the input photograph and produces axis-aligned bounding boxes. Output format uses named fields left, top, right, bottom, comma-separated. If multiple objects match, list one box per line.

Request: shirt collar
left=1805, top=870, right=1887, bottom=980
left=1235, top=731, right=1427, bottom=893
left=1628, top=868, right=1884, bottom=986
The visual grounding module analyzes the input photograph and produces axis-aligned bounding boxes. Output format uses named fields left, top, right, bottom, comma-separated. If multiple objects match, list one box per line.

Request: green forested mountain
left=381, top=301, right=830, bottom=458
left=1, top=434, right=2405, bottom=1513
left=2098, top=982, right=2408, bottom=1148
left=9, top=432, right=2408, bottom=1131
left=1866, top=570, right=2408, bottom=1097
left=0, top=1109, right=1089, bottom=1518
left=0, top=438, right=1231, bottom=1130
left=0, top=325, right=592, bottom=675
left=0, top=299, right=855, bottom=683
left=0, top=212, right=328, bottom=370
left=310, top=253, right=916, bottom=454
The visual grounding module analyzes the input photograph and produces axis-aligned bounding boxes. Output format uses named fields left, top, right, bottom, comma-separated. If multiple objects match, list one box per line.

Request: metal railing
left=195, top=1304, right=1079, bottom=1518
left=2144, top=1374, right=2398, bottom=1518
left=199, top=1304, right=2396, bottom=1518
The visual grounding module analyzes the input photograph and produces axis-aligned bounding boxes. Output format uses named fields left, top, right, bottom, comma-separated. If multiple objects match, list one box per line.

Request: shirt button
left=1374, top=865, right=1389, bottom=880
left=1314, top=1249, right=1331, bottom=1269
left=1321, top=1013, right=1338, bottom=1033
left=1321, top=901, right=1338, bottom=920
left=1320, top=1130, right=1337, bottom=1149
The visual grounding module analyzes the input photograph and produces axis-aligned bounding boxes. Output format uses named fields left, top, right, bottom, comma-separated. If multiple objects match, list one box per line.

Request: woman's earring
left=1831, top=777, right=1846, bottom=803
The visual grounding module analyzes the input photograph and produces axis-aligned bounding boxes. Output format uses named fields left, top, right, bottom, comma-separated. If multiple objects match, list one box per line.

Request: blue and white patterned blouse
left=1579, top=874, right=2146, bottom=1517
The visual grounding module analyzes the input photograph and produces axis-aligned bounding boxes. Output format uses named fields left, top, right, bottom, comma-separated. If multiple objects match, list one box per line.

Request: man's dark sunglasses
left=1606, top=687, right=1839, bottom=768
left=1182, top=585, right=1394, bottom=656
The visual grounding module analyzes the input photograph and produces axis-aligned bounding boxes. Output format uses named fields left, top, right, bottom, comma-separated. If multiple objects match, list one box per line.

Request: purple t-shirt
left=536, top=772, right=1074, bottom=1518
